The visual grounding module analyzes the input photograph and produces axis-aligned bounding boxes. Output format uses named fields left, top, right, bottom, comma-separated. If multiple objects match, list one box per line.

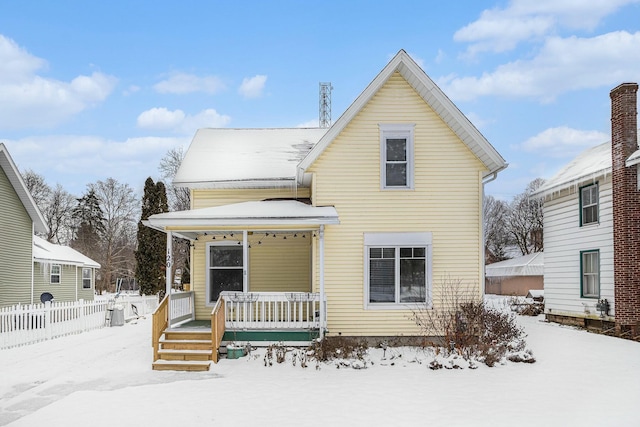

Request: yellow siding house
left=146, top=50, right=507, bottom=370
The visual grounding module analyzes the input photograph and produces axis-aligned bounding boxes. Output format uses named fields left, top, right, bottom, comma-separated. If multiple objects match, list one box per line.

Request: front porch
left=152, top=290, right=324, bottom=371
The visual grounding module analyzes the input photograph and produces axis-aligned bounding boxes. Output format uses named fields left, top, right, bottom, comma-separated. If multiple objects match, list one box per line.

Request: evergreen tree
left=135, top=178, right=169, bottom=295
left=71, top=189, right=106, bottom=269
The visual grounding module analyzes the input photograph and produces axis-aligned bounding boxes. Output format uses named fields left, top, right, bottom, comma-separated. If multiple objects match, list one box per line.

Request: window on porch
left=206, top=244, right=244, bottom=304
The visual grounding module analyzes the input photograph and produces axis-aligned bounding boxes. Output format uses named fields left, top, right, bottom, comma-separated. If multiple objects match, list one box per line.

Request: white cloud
left=137, top=107, right=231, bottom=134
left=518, top=126, right=609, bottom=158
left=455, top=0, right=640, bottom=56
left=238, top=75, right=267, bottom=98
left=0, top=35, right=117, bottom=130
left=440, top=31, right=640, bottom=102
left=4, top=135, right=189, bottom=194
left=154, top=72, right=225, bottom=95
left=123, top=85, right=140, bottom=96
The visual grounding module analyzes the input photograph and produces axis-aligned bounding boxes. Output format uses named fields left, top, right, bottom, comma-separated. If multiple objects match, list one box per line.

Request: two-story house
left=146, top=50, right=507, bottom=370
left=534, top=83, right=639, bottom=337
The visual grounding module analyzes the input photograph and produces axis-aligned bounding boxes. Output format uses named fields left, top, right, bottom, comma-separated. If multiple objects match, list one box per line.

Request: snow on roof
left=485, top=252, right=544, bottom=277
left=147, top=200, right=339, bottom=230
left=0, top=143, right=48, bottom=234
left=533, top=142, right=611, bottom=198
left=33, top=236, right=100, bottom=268
left=627, top=148, right=640, bottom=167
left=174, top=128, right=328, bottom=188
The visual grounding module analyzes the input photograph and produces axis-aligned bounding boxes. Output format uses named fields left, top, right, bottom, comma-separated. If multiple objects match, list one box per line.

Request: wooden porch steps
left=153, top=330, right=214, bottom=371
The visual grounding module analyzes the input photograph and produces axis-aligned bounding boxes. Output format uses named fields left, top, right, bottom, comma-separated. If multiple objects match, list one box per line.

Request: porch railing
left=220, top=291, right=322, bottom=330
left=169, top=291, right=195, bottom=325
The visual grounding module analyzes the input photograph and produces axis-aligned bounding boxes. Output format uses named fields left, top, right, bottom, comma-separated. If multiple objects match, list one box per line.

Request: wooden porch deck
left=152, top=291, right=324, bottom=371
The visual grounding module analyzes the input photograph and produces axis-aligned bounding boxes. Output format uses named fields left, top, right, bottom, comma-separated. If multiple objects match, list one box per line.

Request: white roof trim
left=147, top=200, right=339, bottom=231
left=297, top=49, right=507, bottom=181
left=0, top=143, right=48, bottom=234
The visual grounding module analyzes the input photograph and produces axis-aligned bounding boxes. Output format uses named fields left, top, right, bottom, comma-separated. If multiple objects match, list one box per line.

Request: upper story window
left=380, top=124, right=415, bottom=189
left=580, top=183, right=599, bottom=226
left=50, top=264, right=61, bottom=284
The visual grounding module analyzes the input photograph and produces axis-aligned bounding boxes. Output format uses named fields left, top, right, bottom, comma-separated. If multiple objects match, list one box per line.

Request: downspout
left=319, top=224, right=325, bottom=338
left=30, top=226, right=34, bottom=304
left=480, top=169, right=502, bottom=298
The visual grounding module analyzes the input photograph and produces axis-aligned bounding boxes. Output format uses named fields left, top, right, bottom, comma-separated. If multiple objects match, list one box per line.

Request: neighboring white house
left=533, top=83, right=639, bottom=333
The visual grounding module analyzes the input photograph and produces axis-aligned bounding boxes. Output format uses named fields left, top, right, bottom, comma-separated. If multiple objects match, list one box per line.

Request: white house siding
left=308, top=72, right=486, bottom=337
left=543, top=177, right=614, bottom=320
left=0, top=167, right=33, bottom=307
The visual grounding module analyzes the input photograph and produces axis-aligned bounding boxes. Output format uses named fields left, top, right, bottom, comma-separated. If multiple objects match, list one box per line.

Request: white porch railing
left=220, top=291, right=322, bottom=330
left=169, top=291, right=195, bottom=326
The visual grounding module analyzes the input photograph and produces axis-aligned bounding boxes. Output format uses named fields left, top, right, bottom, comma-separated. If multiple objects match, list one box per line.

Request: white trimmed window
left=580, top=183, right=598, bottom=226
left=82, top=267, right=92, bottom=289
left=364, top=232, right=432, bottom=309
left=380, top=124, right=415, bottom=189
left=581, top=250, right=599, bottom=298
left=50, top=264, right=61, bottom=284
left=206, top=242, right=244, bottom=305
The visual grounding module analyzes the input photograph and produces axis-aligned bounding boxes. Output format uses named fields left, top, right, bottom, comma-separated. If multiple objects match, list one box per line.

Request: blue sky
left=1, top=0, right=639, bottom=199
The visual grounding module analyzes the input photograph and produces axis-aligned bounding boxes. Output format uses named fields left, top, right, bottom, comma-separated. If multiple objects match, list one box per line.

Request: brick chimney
left=610, top=82, right=639, bottom=335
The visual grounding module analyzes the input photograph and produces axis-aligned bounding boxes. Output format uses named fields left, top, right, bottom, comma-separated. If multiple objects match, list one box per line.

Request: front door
left=207, top=244, right=244, bottom=303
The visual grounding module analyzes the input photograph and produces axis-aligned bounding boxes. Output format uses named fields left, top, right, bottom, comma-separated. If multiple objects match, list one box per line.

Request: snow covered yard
left=1, top=301, right=639, bottom=427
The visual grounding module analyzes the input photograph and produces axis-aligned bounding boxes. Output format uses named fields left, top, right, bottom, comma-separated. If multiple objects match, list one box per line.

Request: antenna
left=319, top=82, right=333, bottom=128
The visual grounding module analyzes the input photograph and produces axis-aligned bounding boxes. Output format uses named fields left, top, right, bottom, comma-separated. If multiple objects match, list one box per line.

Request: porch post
left=243, top=230, right=248, bottom=292
left=166, top=231, right=173, bottom=297
left=319, top=225, right=325, bottom=338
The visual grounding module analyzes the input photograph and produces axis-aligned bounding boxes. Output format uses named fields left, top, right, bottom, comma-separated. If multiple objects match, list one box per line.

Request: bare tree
left=508, top=178, right=545, bottom=255
left=159, top=147, right=191, bottom=287
left=22, top=170, right=75, bottom=244
left=483, top=195, right=512, bottom=263
left=159, top=146, right=190, bottom=211
left=89, top=178, right=138, bottom=293
left=22, top=169, right=51, bottom=209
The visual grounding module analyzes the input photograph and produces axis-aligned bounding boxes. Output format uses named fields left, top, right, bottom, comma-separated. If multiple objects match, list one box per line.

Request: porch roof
left=146, top=200, right=339, bottom=237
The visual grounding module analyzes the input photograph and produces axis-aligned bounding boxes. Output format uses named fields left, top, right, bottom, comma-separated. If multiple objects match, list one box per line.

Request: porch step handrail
left=220, top=291, right=321, bottom=330
left=210, top=297, right=225, bottom=363
left=151, top=295, right=169, bottom=361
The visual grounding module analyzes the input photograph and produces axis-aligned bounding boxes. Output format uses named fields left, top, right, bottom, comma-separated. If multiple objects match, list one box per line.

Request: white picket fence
left=0, top=295, right=159, bottom=349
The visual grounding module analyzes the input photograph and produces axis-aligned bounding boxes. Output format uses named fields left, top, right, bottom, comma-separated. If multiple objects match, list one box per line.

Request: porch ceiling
left=145, top=200, right=339, bottom=239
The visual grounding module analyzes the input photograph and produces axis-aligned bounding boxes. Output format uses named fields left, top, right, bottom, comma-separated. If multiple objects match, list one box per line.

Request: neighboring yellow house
left=147, top=50, right=507, bottom=369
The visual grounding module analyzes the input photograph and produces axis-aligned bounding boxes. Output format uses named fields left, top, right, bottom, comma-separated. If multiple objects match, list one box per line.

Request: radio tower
left=319, top=82, right=333, bottom=128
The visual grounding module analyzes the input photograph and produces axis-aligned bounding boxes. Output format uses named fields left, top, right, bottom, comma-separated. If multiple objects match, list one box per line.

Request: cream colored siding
left=0, top=167, right=33, bottom=306
left=192, top=230, right=312, bottom=319
left=192, top=188, right=309, bottom=209
left=543, top=178, right=614, bottom=319
left=308, top=72, right=486, bottom=336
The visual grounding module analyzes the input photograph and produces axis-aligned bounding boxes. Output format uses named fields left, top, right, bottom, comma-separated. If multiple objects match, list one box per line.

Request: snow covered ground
left=1, top=297, right=639, bottom=427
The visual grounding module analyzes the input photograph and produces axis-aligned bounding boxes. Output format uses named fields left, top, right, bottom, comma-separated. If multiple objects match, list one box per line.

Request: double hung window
left=82, top=267, right=92, bottom=289
left=581, top=250, right=599, bottom=298
left=50, top=264, right=61, bottom=284
left=580, top=183, right=598, bottom=225
left=380, top=124, right=414, bottom=189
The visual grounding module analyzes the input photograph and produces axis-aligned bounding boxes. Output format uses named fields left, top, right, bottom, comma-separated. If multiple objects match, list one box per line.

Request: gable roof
left=297, top=49, right=507, bottom=181
left=0, top=143, right=47, bottom=233
left=174, top=128, right=327, bottom=189
left=33, top=236, right=100, bottom=268
left=533, top=142, right=611, bottom=198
